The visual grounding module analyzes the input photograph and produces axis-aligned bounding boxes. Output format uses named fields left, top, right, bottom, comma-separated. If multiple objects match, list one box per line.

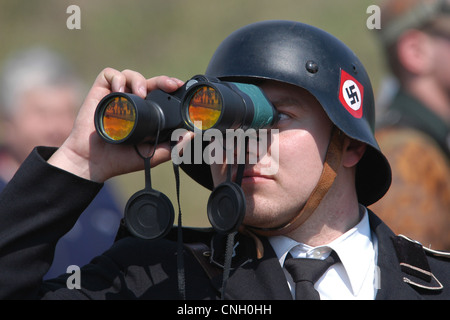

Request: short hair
left=0, top=47, right=84, bottom=117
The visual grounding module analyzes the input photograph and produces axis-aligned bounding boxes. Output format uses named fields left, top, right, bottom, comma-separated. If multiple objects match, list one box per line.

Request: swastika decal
left=338, top=69, right=364, bottom=118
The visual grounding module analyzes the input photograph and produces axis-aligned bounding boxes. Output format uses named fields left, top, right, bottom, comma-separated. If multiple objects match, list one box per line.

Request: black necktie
left=284, top=251, right=339, bottom=300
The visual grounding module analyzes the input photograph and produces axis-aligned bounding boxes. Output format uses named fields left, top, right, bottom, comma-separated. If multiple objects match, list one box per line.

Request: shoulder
left=369, top=211, right=450, bottom=298
left=392, top=234, right=450, bottom=294
left=374, top=126, right=449, bottom=194
left=376, top=127, right=443, bottom=158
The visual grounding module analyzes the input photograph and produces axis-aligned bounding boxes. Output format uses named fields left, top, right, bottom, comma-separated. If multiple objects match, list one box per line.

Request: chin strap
left=241, top=127, right=345, bottom=249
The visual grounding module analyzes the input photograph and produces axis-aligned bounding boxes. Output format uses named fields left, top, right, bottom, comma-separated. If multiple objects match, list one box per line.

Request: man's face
left=5, top=86, right=79, bottom=162
left=210, top=81, right=333, bottom=230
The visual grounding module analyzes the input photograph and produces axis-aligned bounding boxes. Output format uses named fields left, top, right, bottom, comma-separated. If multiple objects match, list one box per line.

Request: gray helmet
left=181, top=20, right=391, bottom=206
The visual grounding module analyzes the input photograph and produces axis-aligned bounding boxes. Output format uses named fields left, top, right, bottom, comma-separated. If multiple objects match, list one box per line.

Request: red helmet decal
left=338, top=69, right=364, bottom=118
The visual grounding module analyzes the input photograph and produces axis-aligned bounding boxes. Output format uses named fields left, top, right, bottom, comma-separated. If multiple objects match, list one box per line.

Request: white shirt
left=268, top=205, right=379, bottom=300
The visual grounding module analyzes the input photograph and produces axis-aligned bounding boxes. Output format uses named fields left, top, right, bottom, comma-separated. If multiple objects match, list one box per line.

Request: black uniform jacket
left=0, top=147, right=449, bottom=300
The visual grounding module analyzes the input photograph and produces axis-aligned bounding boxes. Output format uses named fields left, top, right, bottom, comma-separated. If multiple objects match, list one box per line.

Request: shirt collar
left=268, top=205, right=376, bottom=296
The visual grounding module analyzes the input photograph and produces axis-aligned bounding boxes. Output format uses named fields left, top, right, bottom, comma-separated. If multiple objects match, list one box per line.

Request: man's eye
left=277, top=112, right=290, bottom=121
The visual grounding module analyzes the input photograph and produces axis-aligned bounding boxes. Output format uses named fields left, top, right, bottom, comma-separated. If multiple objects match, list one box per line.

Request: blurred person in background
left=0, top=47, right=123, bottom=278
left=371, top=0, right=450, bottom=250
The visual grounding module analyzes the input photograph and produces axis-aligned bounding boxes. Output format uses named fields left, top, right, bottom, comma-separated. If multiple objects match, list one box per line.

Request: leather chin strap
left=239, top=127, right=345, bottom=258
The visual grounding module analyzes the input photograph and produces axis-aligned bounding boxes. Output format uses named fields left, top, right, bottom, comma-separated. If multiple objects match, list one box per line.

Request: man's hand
left=48, top=68, right=185, bottom=182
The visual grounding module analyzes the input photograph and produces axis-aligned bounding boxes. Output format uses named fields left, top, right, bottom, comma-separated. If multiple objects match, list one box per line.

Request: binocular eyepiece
left=94, top=75, right=277, bottom=145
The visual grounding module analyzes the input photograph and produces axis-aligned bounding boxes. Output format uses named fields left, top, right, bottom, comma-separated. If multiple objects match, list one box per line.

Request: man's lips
left=233, top=170, right=275, bottom=183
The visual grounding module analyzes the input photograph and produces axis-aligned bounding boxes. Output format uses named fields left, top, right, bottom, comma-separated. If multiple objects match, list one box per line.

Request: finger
left=121, top=69, right=148, bottom=98
left=81, top=68, right=121, bottom=105
left=173, top=131, right=195, bottom=156
left=134, top=141, right=172, bottom=167
left=146, top=75, right=184, bottom=93
left=101, top=67, right=127, bottom=93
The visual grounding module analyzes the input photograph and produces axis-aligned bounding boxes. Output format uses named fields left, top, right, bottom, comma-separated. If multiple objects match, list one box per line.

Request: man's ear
left=342, top=137, right=366, bottom=168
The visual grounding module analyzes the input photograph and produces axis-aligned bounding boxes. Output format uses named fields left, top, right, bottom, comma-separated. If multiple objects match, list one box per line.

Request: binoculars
left=94, top=75, right=277, bottom=239
left=94, top=75, right=276, bottom=145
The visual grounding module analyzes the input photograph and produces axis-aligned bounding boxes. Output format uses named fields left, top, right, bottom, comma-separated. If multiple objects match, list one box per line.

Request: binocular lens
left=101, top=96, right=136, bottom=141
left=187, top=85, right=222, bottom=130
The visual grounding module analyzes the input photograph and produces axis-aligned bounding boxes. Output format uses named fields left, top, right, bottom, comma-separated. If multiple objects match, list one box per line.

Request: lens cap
left=124, top=189, right=175, bottom=240
left=207, top=182, right=246, bottom=234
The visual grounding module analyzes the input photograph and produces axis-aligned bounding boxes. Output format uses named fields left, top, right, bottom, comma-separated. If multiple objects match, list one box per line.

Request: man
left=0, top=47, right=122, bottom=279
left=0, top=20, right=448, bottom=300
left=371, top=0, right=450, bottom=250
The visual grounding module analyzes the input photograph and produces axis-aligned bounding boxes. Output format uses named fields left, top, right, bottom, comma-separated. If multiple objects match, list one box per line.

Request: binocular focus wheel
left=207, top=182, right=246, bottom=234
left=124, top=189, right=175, bottom=240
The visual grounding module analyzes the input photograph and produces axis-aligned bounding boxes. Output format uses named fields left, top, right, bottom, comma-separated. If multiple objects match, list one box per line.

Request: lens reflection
left=187, top=86, right=222, bottom=130
left=102, top=96, right=136, bottom=141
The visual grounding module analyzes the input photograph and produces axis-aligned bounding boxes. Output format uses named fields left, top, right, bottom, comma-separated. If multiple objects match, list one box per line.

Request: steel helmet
left=181, top=20, right=391, bottom=207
